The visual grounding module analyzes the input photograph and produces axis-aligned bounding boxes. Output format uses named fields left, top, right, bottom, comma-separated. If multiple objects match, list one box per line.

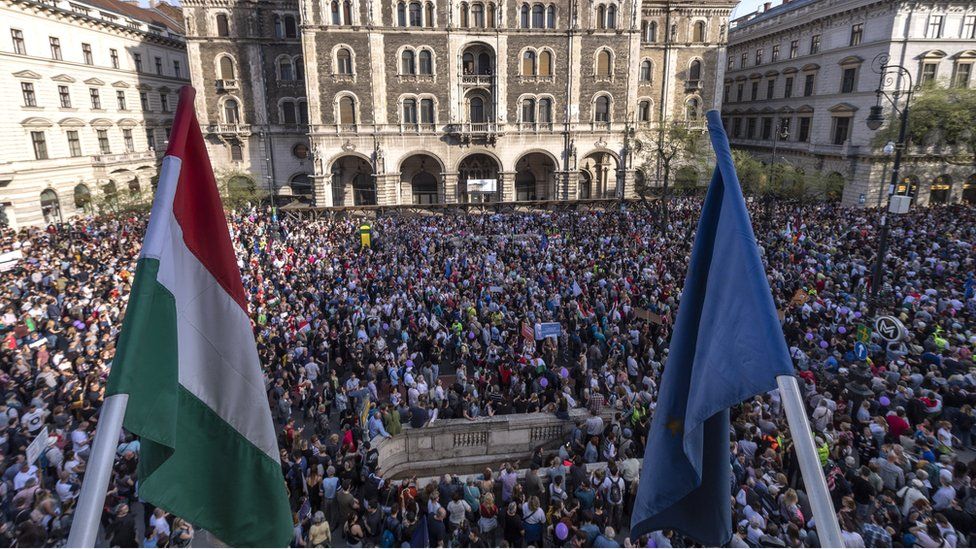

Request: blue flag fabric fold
left=629, top=110, right=795, bottom=546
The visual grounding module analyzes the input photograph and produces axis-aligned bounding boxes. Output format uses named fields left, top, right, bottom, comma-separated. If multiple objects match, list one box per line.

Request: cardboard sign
left=789, top=289, right=809, bottom=307
left=535, top=322, right=561, bottom=340
left=635, top=308, right=664, bottom=325
left=26, top=426, right=49, bottom=465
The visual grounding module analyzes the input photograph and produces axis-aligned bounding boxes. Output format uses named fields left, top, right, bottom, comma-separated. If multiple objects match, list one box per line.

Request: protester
left=1, top=199, right=975, bottom=547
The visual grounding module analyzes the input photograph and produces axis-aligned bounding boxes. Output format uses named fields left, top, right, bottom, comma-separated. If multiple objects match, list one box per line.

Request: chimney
left=763, top=2, right=772, bottom=11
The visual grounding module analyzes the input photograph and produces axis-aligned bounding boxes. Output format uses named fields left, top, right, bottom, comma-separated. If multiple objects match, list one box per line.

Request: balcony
left=517, top=122, right=555, bottom=132
left=685, top=79, right=703, bottom=92
left=447, top=122, right=499, bottom=144
left=215, top=79, right=238, bottom=91
left=208, top=123, right=252, bottom=137
left=461, top=74, right=494, bottom=87
left=91, top=150, right=156, bottom=167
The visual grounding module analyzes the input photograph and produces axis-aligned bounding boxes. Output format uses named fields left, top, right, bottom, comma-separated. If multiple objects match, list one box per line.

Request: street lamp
left=767, top=120, right=790, bottom=195
left=864, top=52, right=915, bottom=318
left=876, top=141, right=895, bottom=208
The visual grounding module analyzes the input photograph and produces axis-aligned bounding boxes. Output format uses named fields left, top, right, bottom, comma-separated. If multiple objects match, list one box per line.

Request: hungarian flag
left=106, top=87, right=291, bottom=547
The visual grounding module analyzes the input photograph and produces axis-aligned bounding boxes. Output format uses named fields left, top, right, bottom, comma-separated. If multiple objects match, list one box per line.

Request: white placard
left=467, top=179, right=497, bottom=193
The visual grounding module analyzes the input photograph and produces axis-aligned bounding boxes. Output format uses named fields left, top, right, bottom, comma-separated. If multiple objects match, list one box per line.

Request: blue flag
left=630, top=110, right=794, bottom=545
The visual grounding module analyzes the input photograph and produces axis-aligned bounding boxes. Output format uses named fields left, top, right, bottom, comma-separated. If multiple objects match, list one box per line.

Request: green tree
left=874, top=83, right=976, bottom=168
left=218, top=172, right=263, bottom=210
left=635, top=122, right=708, bottom=229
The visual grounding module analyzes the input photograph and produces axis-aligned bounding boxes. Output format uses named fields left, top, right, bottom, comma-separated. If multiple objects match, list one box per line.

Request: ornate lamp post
left=864, top=53, right=915, bottom=318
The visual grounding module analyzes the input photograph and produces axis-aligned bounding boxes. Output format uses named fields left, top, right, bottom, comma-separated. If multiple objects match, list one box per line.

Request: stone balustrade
left=373, top=408, right=604, bottom=480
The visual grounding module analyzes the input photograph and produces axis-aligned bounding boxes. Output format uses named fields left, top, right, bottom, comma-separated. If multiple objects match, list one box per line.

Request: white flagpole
left=776, top=375, right=843, bottom=547
left=67, top=393, right=129, bottom=548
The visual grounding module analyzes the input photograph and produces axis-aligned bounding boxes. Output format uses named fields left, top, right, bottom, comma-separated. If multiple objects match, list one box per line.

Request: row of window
left=27, top=127, right=160, bottom=160
left=732, top=16, right=976, bottom=73
left=313, top=92, right=702, bottom=126
left=9, top=29, right=181, bottom=77
left=219, top=97, right=309, bottom=125
left=724, top=72, right=817, bottom=103
left=640, top=20, right=708, bottom=43
left=20, top=83, right=171, bottom=112
left=726, top=113, right=856, bottom=146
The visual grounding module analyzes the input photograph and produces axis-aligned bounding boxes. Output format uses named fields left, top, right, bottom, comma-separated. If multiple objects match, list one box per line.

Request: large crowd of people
left=0, top=197, right=974, bottom=548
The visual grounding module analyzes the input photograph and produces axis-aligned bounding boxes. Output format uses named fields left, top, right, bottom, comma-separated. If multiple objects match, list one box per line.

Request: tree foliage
left=874, top=83, right=976, bottom=163
left=634, top=122, right=709, bottom=227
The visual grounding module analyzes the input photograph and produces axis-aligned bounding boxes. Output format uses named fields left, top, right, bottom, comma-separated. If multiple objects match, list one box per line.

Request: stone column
left=442, top=171, right=459, bottom=204
left=621, top=168, right=637, bottom=199
left=375, top=173, right=400, bottom=205
left=313, top=173, right=333, bottom=207
left=499, top=171, right=517, bottom=202
left=558, top=170, right=579, bottom=200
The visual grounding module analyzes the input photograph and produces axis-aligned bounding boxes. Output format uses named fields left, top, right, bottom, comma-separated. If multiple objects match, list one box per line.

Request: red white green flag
left=106, top=86, right=291, bottom=547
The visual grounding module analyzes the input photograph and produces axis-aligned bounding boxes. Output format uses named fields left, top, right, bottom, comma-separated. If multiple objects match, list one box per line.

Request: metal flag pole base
left=67, top=393, right=129, bottom=548
left=776, top=375, right=843, bottom=548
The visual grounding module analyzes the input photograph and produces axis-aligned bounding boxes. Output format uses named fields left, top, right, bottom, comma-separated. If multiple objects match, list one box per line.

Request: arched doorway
left=330, top=155, right=374, bottom=206
left=896, top=175, right=918, bottom=198
left=579, top=152, right=619, bottom=199
left=74, top=184, right=92, bottom=213
left=128, top=179, right=141, bottom=196
left=514, top=152, right=557, bottom=201
left=40, top=189, right=61, bottom=224
left=963, top=174, right=976, bottom=204
left=401, top=153, right=443, bottom=204
left=930, top=174, right=952, bottom=204
left=227, top=175, right=256, bottom=193
left=458, top=153, right=500, bottom=203
left=824, top=172, right=845, bottom=202
left=102, top=182, right=118, bottom=203
left=290, top=173, right=312, bottom=196
left=578, top=171, right=592, bottom=199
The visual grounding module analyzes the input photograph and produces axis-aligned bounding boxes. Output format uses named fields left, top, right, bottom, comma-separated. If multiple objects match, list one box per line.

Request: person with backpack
left=606, top=467, right=625, bottom=531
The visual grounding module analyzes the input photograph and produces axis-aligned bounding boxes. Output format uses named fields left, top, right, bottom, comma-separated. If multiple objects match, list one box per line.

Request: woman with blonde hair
left=309, top=511, right=332, bottom=547
left=478, top=492, right=499, bottom=544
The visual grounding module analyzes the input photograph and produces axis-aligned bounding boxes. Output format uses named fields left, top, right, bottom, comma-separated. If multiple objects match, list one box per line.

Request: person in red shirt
left=885, top=408, right=911, bottom=441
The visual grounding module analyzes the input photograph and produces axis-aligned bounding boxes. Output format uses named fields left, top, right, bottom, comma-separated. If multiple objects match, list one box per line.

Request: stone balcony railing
left=373, top=407, right=607, bottom=480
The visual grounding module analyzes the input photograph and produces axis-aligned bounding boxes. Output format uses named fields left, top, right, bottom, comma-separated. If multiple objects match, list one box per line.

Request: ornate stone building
left=182, top=0, right=736, bottom=206
left=724, top=0, right=976, bottom=207
left=0, top=0, right=188, bottom=228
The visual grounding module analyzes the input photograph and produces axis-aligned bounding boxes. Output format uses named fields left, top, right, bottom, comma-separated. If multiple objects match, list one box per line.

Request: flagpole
left=67, top=393, right=129, bottom=548
left=776, top=375, right=843, bottom=547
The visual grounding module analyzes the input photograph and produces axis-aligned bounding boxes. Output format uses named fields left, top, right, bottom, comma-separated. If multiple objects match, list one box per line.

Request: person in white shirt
left=13, top=462, right=37, bottom=490
left=149, top=508, right=171, bottom=538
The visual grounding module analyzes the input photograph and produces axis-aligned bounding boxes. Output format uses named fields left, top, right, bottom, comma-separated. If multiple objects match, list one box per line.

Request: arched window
left=397, top=1, right=406, bottom=25
left=403, top=98, right=417, bottom=124
left=532, top=4, right=544, bottom=27
left=331, top=1, right=341, bottom=23
left=546, top=5, right=555, bottom=28
left=646, top=21, right=657, bottom=42
left=596, top=5, right=605, bottom=29
left=596, top=49, right=611, bottom=77
left=463, top=52, right=474, bottom=74
left=472, top=3, right=484, bottom=27
left=478, top=52, right=491, bottom=74
left=689, top=59, right=702, bottom=81
left=342, top=0, right=352, bottom=23
left=594, top=95, right=610, bottom=122
left=539, top=50, right=552, bottom=76
left=520, top=4, right=530, bottom=27
left=419, top=50, right=433, bottom=74
left=274, top=14, right=283, bottom=37
left=522, top=50, right=537, bottom=75
left=639, top=59, right=651, bottom=82
left=694, top=21, right=706, bottom=42
left=638, top=100, right=651, bottom=121
left=487, top=3, right=496, bottom=26
left=74, top=184, right=91, bottom=211
left=336, top=48, right=353, bottom=74
left=425, top=2, right=435, bottom=26
left=606, top=4, right=616, bottom=28
left=539, top=97, right=552, bottom=124
left=218, top=56, right=236, bottom=79
left=281, top=100, right=297, bottom=124
left=40, top=189, right=60, bottom=224
left=338, top=96, right=356, bottom=125
left=216, top=13, right=230, bottom=36
left=521, top=97, right=536, bottom=123
left=460, top=2, right=469, bottom=26
left=279, top=57, right=295, bottom=80
left=409, top=2, right=422, bottom=25
left=469, top=96, right=485, bottom=122
left=283, top=14, right=297, bottom=37
left=224, top=99, right=240, bottom=123
left=686, top=97, right=700, bottom=120
left=295, top=57, right=305, bottom=79
left=401, top=49, right=416, bottom=74
left=420, top=98, right=435, bottom=124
